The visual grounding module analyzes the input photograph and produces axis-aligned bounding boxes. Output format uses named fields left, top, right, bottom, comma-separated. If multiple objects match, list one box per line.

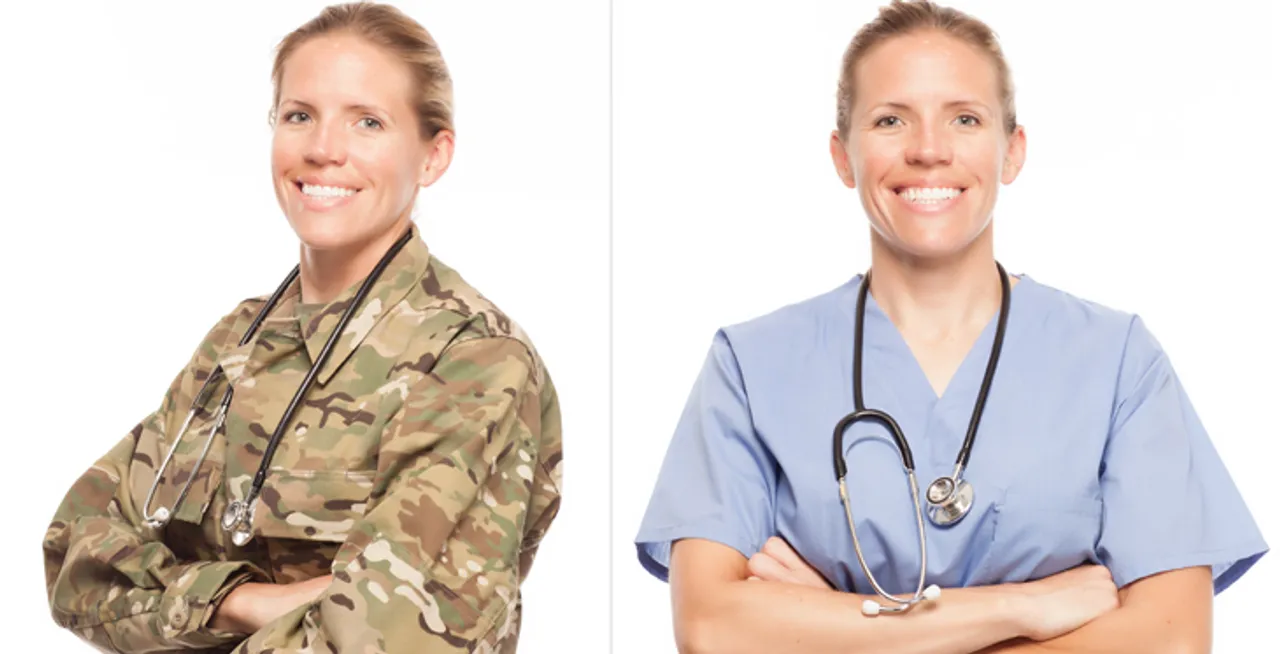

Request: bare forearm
left=975, top=606, right=1204, bottom=654
left=978, top=567, right=1213, bottom=654
left=678, top=580, right=1029, bottom=654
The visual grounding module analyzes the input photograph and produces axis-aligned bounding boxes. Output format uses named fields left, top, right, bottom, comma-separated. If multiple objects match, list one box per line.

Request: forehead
left=853, top=30, right=1000, bottom=108
left=279, top=33, right=413, bottom=109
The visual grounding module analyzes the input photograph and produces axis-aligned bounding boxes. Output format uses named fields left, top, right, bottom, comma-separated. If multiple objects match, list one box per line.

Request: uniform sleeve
left=634, top=330, right=779, bottom=582
left=230, top=334, right=555, bottom=654
left=42, top=312, right=270, bottom=653
left=1097, top=316, right=1269, bottom=592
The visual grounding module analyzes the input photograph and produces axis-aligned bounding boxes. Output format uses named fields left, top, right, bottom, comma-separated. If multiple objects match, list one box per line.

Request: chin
left=287, top=217, right=369, bottom=253
left=881, top=224, right=987, bottom=263
left=896, top=242, right=972, bottom=263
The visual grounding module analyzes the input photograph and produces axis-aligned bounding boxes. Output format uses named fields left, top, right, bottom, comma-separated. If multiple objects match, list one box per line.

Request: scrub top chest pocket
left=963, top=382, right=1113, bottom=586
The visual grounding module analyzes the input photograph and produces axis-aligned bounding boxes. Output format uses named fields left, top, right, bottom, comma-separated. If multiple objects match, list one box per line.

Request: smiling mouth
left=895, top=186, right=965, bottom=205
left=295, top=181, right=360, bottom=198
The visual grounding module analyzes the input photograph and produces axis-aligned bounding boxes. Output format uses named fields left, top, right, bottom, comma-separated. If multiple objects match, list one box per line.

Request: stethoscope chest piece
left=926, top=476, right=974, bottom=527
left=231, top=522, right=254, bottom=547
left=221, top=499, right=256, bottom=547
left=220, top=500, right=245, bottom=530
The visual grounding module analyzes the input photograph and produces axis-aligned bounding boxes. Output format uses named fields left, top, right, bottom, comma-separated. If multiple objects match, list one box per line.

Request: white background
left=613, top=1, right=1278, bottom=652
left=3, top=1, right=1278, bottom=652
left=0, top=1, right=606, bottom=652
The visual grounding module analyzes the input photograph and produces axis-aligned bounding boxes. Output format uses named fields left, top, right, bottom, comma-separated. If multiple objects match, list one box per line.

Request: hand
left=746, top=536, right=833, bottom=589
left=1014, top=565, right=1119, bottom=641
left=210, top=574, right=332, bottom=634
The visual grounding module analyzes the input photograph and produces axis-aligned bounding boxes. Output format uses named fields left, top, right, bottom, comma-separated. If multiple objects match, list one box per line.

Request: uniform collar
left=292, top=224, right=432, bottom=386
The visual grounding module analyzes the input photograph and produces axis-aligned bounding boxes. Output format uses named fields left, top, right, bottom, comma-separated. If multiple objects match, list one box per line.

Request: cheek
left=959, top=140, right=1006, bottom=182
left=350, top=145, right=423, bottom=209
left=270, top=134, right=301, bottom=175
left=850, top=141, right=895, bottom=186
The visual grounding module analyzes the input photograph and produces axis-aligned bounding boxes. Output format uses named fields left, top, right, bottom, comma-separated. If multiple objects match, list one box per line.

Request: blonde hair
left=836, top=0, right=1016, bottom=138
left=270, top=2, right=453, bottom=139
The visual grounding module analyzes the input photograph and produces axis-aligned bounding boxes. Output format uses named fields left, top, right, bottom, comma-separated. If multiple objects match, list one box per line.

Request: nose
left=304, top=121, right=348, bottom=166
left=905, top=122, right=952, bottom=167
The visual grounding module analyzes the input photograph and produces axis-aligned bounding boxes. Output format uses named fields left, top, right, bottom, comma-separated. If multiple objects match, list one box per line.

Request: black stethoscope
left=831, top=262, right=1011, bottom=616
left=140, top=227, right=413, bottom=546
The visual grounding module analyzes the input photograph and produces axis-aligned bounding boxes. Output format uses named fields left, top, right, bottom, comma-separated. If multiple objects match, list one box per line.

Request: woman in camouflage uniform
left=42, top=4, right=563, bottom=652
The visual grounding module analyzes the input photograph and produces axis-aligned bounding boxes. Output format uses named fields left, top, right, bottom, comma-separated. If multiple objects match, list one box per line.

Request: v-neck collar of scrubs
left=855, top=273, right=1034, bottom=471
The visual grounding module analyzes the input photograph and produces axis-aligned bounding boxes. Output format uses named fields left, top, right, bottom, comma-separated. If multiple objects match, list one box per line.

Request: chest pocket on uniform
left=972, top=483, right=1103, bottom=584
left=249, top=468, right=374, bottom=581
left=253, top=469, right=374, bottom=541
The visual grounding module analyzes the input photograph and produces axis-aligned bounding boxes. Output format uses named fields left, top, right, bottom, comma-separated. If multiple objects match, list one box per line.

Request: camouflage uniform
left=42, top=225, right=563, bottom=653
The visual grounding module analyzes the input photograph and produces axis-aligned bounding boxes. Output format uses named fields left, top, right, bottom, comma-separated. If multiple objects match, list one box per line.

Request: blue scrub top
left=635, top=274, right=1268, bottom=595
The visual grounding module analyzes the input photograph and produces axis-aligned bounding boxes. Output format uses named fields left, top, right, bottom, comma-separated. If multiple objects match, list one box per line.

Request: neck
left=299, top=219, right=411, bottom=304
left=866, top=227, right=1009, bottom=342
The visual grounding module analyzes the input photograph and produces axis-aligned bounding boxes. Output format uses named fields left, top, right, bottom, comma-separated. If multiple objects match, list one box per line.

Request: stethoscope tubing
left=832, top=262, right=1011, bottom=614
left=140, top=227, right=413, bottom=543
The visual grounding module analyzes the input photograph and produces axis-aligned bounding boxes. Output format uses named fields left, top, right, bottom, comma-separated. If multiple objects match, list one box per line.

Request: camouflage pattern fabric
left=42, top=224, right=563, bottom=653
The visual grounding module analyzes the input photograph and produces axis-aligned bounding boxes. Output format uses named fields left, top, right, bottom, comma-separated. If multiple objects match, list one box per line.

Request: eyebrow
left=874, top=100, right=994, bottom=114
left=279, top=98, right=392, bottom=118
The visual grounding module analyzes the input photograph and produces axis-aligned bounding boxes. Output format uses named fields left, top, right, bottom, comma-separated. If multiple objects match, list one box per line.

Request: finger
left=795, top=566, right=832, bottom=589
left=762, top=537, right=809, bottom=573
left=762, top=537, right=831, bottom=588
left=747, top=551, right=793, bottom=583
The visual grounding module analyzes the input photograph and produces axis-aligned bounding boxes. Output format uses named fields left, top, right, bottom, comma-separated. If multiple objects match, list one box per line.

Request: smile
left=895, top=186, right=964, bottom=205
left=296, top=181, right=360, bottom=198
left=292, top=180, right=361, bottom=211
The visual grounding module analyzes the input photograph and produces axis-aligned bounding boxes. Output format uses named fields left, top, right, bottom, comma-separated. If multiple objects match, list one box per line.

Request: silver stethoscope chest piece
left=221, top=499, right=257, bottom=547
left=926, top=475, right=975, bottom=527
left=220, top=500, right=245, bottom=531
left=138, top=228, right=416, bottom=546
left=832, top=263, right=1012, bottom=616
left=231, top=506, right=255, bottom=547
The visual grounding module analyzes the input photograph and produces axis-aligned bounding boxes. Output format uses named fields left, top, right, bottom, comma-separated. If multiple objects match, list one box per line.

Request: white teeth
left=898, top=186, right=962, bottom=204
left=300, top=183, right=357, bottom=198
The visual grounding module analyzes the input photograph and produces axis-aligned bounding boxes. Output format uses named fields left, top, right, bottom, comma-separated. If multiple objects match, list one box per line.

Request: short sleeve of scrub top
left=1098, top=316, right=1267, bottom=592
left=634, top=330, right=776, bottom=581
left=634, top=275, right=1267, bottom=594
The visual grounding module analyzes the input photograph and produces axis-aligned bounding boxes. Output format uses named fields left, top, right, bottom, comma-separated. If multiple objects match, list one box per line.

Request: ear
left=417, top=130, right=455, bottom=188
left=1000, top=125, right=1027, bottom=185
left=829, top=130, right=857, bottom=189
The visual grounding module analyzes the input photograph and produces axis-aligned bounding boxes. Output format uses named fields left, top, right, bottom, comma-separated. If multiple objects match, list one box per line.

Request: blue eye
left=358, top=117, right=383, bottom=129
left=956, top=114, right=981, bottom=127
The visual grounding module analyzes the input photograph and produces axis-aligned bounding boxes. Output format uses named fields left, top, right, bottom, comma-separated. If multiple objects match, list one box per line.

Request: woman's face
left=271, top=34, right=451, bottom=253
left=831, top=30, right=1025, bottom=263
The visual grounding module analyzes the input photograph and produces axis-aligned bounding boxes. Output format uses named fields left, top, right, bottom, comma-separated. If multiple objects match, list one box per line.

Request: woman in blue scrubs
left=633, top=2, right=1268, bottom=653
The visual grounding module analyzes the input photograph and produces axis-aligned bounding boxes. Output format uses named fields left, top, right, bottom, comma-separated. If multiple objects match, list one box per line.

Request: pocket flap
left=252, top=469, right=375, bottom=542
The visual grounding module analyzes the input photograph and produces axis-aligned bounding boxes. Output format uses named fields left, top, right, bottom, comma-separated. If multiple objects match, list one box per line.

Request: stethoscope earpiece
left=143, top=507, right=171, bottom=530
left=861, top=584, right=943, bottom=617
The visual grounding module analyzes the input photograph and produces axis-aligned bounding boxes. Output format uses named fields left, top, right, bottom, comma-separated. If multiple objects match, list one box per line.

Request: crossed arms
left=670, top=537, right=1212, bottom=654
